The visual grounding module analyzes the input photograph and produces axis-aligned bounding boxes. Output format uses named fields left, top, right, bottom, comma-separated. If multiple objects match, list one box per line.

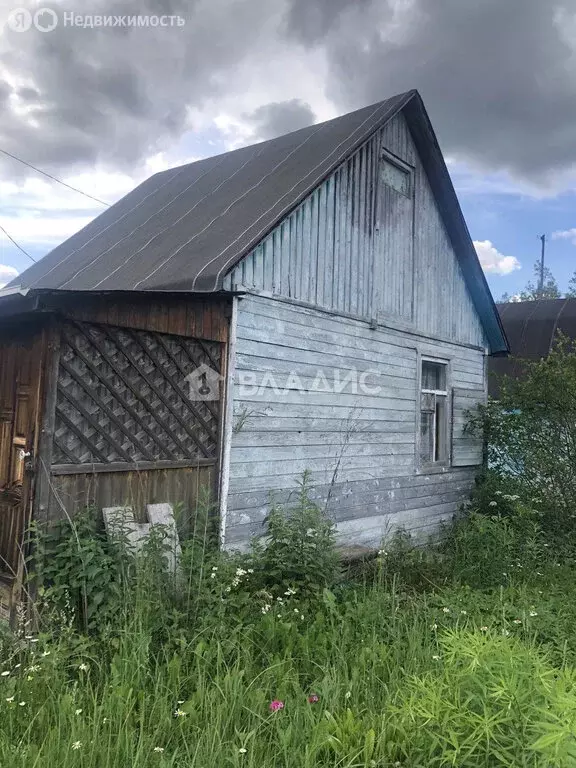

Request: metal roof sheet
left=490, top=298, right=576, bottom=396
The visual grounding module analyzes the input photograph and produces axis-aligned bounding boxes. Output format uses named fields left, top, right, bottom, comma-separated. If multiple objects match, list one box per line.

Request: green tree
left=498, top=261, right=561, bottom=303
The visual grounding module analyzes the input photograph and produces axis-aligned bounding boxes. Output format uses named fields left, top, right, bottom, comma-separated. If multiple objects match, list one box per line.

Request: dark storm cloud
left=3, top=0, right=576, bottom=189
left=283, top=0, right=576, bottom=186
left=244, top=98, right=316, bottom=140
left=0, top=0, right=274, bottom=179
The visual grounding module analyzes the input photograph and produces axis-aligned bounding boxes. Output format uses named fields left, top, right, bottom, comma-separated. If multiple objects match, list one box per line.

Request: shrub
left=251, top=471, right=340, bottom=597
left=472, top=333, right=576, bottom=531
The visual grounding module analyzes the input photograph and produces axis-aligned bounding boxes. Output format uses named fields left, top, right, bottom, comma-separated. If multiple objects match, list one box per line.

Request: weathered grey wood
left=223, top=295, right=484, bottom=549
left=51, top=458, right=216, bottom=475
left=223, top=112, right=486, bottom=349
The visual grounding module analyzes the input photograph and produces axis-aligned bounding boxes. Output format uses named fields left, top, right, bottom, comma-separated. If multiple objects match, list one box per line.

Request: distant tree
left=498, top=261, right=561, bottom=303
left=566, top=271, right=576, bottom=298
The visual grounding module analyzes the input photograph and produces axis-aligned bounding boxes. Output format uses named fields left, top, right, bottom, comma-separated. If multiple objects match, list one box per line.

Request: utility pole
left=539, top=234, right=546, bottom=295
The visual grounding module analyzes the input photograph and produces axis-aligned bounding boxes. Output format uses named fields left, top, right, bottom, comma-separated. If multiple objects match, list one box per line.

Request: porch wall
left=36, top=296, right=230, bottom=530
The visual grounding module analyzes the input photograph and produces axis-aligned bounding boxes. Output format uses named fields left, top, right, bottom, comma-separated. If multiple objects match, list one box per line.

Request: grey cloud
left=0, top=0, right=276, bottom=179
left=244, top=98, right=316, bottom=140
left=283, top=0, right=576, bottom=186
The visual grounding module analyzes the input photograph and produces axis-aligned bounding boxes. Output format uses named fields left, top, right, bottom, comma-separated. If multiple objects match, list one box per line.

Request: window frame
left=416, top=355, right=451, bottom=472
left=379, top=149, right=413, bottom=198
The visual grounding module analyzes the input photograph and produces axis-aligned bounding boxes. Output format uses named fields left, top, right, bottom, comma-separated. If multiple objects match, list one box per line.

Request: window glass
left=420, top=361, right=448, bottom=464
left=422, top=361, right=446, bottom=392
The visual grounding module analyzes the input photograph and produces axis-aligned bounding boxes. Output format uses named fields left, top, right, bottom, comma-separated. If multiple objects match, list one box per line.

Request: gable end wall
left=223, top=112, right=487, bottom=350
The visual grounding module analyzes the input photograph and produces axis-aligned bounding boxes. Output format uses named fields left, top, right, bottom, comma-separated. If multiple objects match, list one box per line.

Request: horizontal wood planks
left=225, top=294, right=485, bottom=550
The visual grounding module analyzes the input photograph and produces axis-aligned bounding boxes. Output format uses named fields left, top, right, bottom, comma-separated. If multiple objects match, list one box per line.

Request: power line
left=0, top=223, right=37, bottom=263
left=0, top=147, right=110, bottom=207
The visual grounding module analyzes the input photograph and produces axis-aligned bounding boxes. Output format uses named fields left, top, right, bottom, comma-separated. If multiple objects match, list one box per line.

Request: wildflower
left=344, top=691, right=352, bottom=700
left=30, top=639, right=39, bottom=644
left=174, top=709, right=187, bottom=717
left=276, top=596, right=283, bottom=602
left=75, top=709, right=82, bottom=716
left=503, top=629, right=510, bottom=636
left=18, top=701, right=25, bottom=706
left=513, top=619, right=522, bottom=624
left=269, top=700, right=284, bottom=712
left=26, top=665, right=40, bottom=673
left=529, top=610, right=538, bottom=617
left=489, top=501, right=497, bottom=507
left=41, top=651, right=50, bottom=657
left=442, top=607, right=450, bottom=614
left=72, top=741, right=82, bottom=751
left=210, top=572, right=216, bottom=579
left=432, top=655, right=441, bottom=661
left=1, top=671, right=9, bottom=677
left=102, top=717, right=108, bottom=724
left=211, top=566, right=218, bottom=571
left=236, top=568, right=247, bottom=577
left=238, top=747, right=247, bottom=754
left=26, top=676, right=33, bottom=682
left=13, top=664, right=21, bottom=669
left=431, top=623, right=438, bottom=630
left=480, top=626, right=488, bottom=632
left=460, top=610, right=467, bottom=615
left=495, top=490, right=502, bottom=495
left=177, top=700, right=184, bottom=704
left=247, top=568, right=254, bottom=574
left=79, top=663, right=89, bottom=672
left=5, top=696, right=14, bottom=703
left=153, top=747, right=165, bottom=753
left=308, top=694, right=319, bottom=703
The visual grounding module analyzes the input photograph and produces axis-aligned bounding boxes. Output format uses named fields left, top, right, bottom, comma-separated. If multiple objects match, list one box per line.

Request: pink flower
left=269, top=700, right=284, bottom=712
left=307, top=694, right=319, bottom=704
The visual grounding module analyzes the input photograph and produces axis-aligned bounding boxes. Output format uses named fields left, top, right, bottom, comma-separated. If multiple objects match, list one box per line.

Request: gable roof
left=489, top=298, right=576, bottom=396
left=9, top=89, right=508, bottom=353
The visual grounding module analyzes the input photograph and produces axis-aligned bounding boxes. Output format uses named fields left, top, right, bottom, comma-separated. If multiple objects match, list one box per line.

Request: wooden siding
left=39, top=293, right=230, bottom=342
left=224, top=294, right=485, bottom=550
left=46, top=464, right=215, bottom=536
left=223, top=112, right=486, bottom=349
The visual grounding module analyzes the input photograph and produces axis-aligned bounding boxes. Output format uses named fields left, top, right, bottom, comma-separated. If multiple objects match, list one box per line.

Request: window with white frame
left=420, top=360, right=449, bottom=465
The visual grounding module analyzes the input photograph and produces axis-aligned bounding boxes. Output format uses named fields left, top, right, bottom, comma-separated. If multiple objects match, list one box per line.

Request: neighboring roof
left=489, top=298, right=576, bottom=396
left=9, top=89, right=508, bottom=353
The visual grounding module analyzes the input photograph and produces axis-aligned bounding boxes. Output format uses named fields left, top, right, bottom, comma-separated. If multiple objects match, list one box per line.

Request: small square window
left=420, top=361, right=448, bottom=465
left=381, top=158, right=411, bottom=196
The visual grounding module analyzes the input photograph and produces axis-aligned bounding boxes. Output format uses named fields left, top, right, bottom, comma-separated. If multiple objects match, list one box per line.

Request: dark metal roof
left=489, top=298, right=576, bottom=396
left=9, top=89, right=508, bottom=353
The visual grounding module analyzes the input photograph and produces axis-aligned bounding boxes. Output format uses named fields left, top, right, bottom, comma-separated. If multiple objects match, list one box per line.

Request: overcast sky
left=1, top=0, right=576, bottom=297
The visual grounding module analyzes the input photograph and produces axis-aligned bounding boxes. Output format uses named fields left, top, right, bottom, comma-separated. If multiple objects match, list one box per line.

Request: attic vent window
left=380, top=157, right=411, bottom=196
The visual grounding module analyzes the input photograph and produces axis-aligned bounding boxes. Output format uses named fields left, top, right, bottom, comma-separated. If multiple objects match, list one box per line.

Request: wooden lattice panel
left=53, top=322, right=223, bottom=466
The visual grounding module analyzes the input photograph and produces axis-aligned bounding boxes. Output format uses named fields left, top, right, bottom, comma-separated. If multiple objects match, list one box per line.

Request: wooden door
left=0, top=327, right=44, bottom=584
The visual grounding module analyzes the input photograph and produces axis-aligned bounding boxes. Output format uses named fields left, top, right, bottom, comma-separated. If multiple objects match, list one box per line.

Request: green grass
left=2, top=561, right=576, bottom=767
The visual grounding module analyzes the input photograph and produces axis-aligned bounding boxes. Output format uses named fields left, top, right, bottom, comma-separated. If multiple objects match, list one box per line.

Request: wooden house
left=0, top=89, right=507, bottom=618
